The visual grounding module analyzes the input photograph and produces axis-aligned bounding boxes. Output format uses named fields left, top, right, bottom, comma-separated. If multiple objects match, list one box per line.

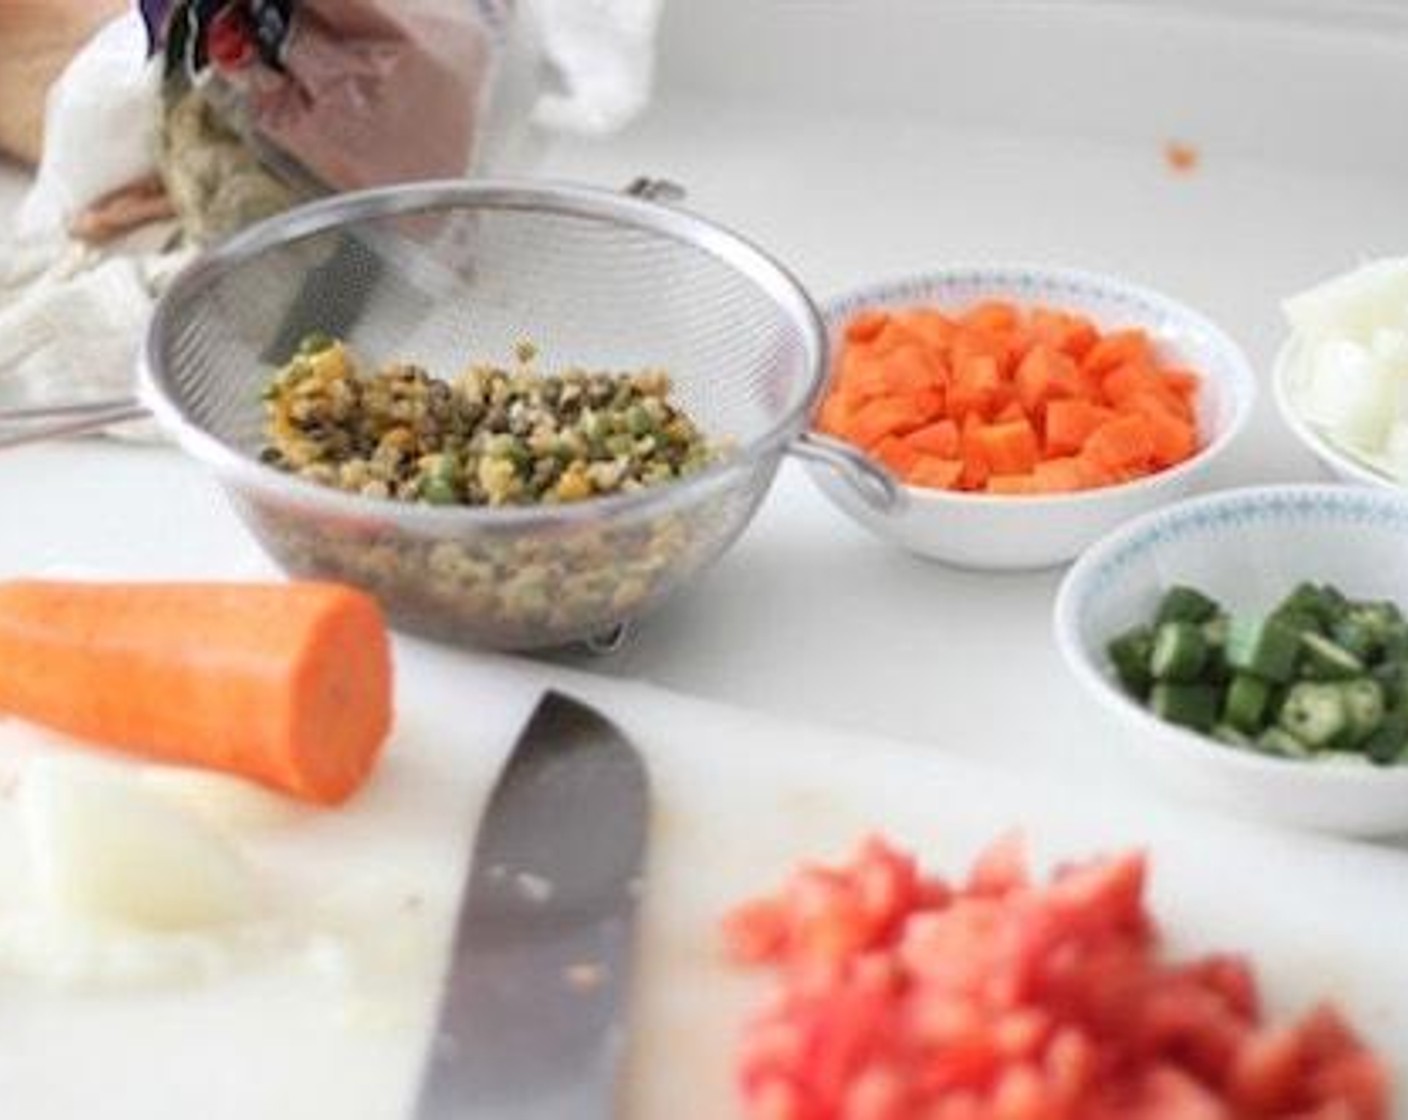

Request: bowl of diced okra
left=1054, top=484, right=1408, bottom=836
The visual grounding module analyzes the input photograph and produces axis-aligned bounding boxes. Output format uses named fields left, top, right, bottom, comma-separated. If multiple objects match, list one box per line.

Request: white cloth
left=17, top=13, right=158, bottom=240
left=0, top=225, right=190, bottom=438
left=2, top=10, right=174, bottom=430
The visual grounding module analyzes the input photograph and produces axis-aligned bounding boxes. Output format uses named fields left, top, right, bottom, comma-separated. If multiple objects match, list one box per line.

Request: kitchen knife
left=414, top=690, right=650, bottom=1120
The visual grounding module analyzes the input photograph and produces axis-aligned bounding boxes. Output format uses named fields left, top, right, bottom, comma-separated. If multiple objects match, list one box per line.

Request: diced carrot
left=1103, top=363, right=1190, bottom=420
left=0, top=580, right=393, bottom=805
left=949, top=354, right=1004, bottom=421
left=1045, top=399, right=1116, bottom=457
left=1015, top=345, right=1083, bottom=415
left=846, top=395, right=935, bottom=448
left=950, top=328, right=1012, bottom=377
left=1144, top=408, right=1200, bottom=468
left=902, top=389, right=945, bottom=424
left=995, top=399, right=1026, bottom=424
left=837, top=352, right=892, bottom=403
left=873, top=434, right=923, bottom=476
left=878, top=345, right=944, bottom=396
left=895, top=309, right=959, bottom=354
left=1074, top=455, right=1117, bottom=488
left=986, top=473, right=1038, bottom=495
left=1084, top=414, right=1157, bottom=471
left=960, top=299, right=1022, bottom=336
left=817, top=393, right=857, bottom=437
left=960, top=414, right=990, bottom=490
left=1030, top=307, right=1100, bottom=360
left=908, top=456, right=964, bottom=491
left=974, top=419, right=1041, bottom=476
left=1115, top=400, right=1193, bottom=462
left=1160, top=367, right=1202, bottom=398
left=1118, top=388, right=1177, bottom=417
left=844, top=310, right=890, bottom=346
left=1033, top=456, right=1087, bottom=493
left=822, top=302, right=1203, bottom=497
left=1083, top=329, right=1153, bottom=378
left=905, top=420, right=961, bottom=459
left=870, top=318, right=918, bottom=358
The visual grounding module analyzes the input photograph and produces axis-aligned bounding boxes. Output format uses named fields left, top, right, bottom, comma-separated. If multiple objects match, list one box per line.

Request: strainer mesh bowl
left=142, top=181, right=826, bottom=649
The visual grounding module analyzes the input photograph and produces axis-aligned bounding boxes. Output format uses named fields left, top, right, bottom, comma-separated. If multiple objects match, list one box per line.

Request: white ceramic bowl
left=1272, top=336, right=1400, bottom=489
left=1054, top=484, right=1408, bottom=837
left=808, top=265, right=1257, bottom=570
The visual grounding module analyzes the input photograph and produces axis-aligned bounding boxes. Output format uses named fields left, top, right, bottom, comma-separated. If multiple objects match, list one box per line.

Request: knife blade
left=414, top=690, right=650, bottom=1120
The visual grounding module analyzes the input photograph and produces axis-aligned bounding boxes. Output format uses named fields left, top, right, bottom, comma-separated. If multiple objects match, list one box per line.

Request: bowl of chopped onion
left=1275, top=258, right=1408, bottom=491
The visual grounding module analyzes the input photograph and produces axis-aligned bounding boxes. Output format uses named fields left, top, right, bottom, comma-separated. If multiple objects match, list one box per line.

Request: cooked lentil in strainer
left=260, top=334, right=720, bottom=507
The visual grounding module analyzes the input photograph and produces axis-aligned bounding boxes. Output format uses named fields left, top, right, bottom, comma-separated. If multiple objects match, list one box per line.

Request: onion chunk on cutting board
left=19, top=759, right=257, bottom=931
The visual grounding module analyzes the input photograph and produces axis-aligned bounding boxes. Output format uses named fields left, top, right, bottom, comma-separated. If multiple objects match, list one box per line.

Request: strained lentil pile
left=260, top=335, right=719, bottom=507
left=254, top=335, right=735, bottom=647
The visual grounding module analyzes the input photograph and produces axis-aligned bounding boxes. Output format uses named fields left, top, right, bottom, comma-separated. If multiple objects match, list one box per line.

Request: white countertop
left=5, top=1, right=1408, bottom=808
left=6, top=6, right=1408, bottom=1114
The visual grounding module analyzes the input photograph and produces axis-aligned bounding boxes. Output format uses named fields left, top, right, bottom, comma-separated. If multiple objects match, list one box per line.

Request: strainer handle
left=0, top=396, right=148, bottom=451
left=789, top=432, right=905, bottom=512
left=623, top=177, right=687, bottom=203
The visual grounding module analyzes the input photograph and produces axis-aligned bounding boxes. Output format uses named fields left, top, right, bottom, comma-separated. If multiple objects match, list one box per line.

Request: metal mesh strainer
left=4, top=180, right=897, bottom=650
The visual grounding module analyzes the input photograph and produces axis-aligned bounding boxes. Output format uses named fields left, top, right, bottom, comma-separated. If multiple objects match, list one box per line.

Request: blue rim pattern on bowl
left=1079, top=486, right=1408, bottom=591
left=825, top=263, right=1232, bottom=353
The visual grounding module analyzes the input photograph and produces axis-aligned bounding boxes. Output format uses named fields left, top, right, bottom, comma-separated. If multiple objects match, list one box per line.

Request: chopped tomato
left=723, top=836, right=1388, bottom=1120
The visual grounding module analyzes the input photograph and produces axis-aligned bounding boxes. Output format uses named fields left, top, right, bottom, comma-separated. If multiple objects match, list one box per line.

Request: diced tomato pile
left=816, top=302, right=1202, bottom=495
left=722, top=835, right=1388, bottom=1120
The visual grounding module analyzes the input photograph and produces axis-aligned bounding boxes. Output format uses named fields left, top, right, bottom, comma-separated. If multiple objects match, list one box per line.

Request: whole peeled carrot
left=0, top=581, right=393, bottom=806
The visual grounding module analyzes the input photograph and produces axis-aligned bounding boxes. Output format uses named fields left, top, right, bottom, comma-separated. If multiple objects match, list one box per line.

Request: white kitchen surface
left=5, top=5, right=1408, bottom=784
left=3, top=1, right=1408, bottom=1114
left=528, top=1, right=1408, bottom=789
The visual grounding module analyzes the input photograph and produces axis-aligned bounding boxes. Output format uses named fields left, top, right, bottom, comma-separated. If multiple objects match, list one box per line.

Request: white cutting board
left=1, top=638, right=1407, bottom=1118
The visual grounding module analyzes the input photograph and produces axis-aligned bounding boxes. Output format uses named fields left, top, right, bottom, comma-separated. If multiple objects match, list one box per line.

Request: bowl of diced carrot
left=810, top=265, right=1256, bottom=569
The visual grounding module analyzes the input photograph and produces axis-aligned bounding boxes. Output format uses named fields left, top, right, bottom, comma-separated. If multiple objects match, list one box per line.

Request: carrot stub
left=0, top=580, right=394, bottom=806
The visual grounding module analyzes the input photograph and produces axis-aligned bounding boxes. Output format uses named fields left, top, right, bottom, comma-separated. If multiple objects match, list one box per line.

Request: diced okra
left=1342, top=602, right=1405, bottom=649
left=1150, top=622, right=1209, bottom=683
left=1227, top=615, right=1302, bottom=683
left=1222, top=673, right=1273, bottom=734
left=1363, top=706, right=1408, bottom=765
left=1212, top=723, right=1254, bottom=749
left=1277, top=682, right=1348, bottom=749
left=1299, top=632, right=1365, bottom=680
left=1150, top=682, right=1220, bottom=733
left=1372, top=660, right=1408, bottom=707
left=1341, top=678, right=1386, bottom=745
left=1276, top=582, right=1338, bottom=624
left=1382, top=629, right=1408, bottom=662
left=1203, top=650, right=1232, bottom=685
left=1107, top=627, right=1155, bottom=697
left=1257, top=725, right=1314, bottom=759
left=1330, top=617, right=1379, bottom=662
left=1270, top=608, right=1326, bottom=639
left=1123, top=582, right=1408, bottom=764
left=1201, top=617, right=1232, bottom=684
left=1155, top=586, right=1220, bottom=626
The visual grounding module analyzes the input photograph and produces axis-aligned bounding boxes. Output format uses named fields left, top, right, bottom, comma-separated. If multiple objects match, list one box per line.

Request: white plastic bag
left=526, top=0, right=666, bottom=135
left=17, top=14, right=158, bottom=239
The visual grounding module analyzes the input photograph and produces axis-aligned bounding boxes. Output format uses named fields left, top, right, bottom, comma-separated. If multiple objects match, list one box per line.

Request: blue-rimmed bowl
left=810, top=265, right=1257, bottom=569
left=1055, top=484, right=1408, bottom=836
